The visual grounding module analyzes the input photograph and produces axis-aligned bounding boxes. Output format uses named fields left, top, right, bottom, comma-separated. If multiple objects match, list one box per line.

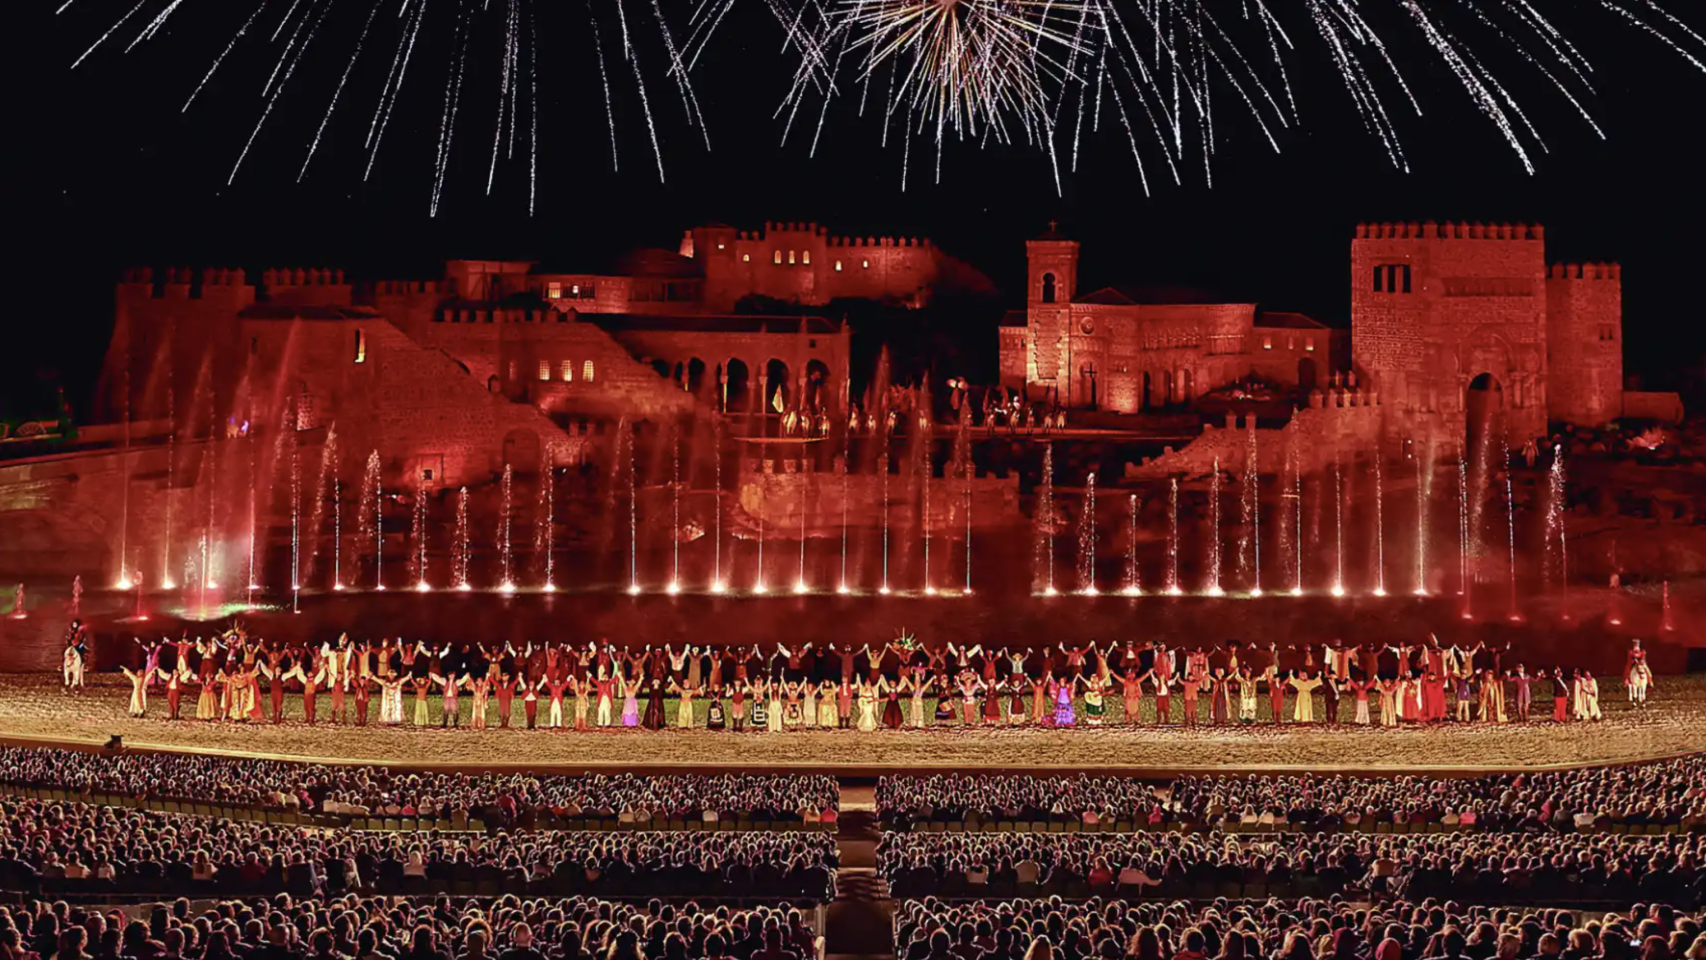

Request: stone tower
left=1025, top=223, right=1079, bottom=400
left=1350, top=221, right=1549, bottom=442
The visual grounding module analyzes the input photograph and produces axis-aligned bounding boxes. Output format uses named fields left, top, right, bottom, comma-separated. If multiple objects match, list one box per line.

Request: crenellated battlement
left=825, top=235, right=932, bottom=248
left=368, top=279, right=450, bottom=296
left=261, top=267, right=348, bottom=288
left=1355, top=221, right=1545, bottom=242
left=1548, top=262, right=1621, bottom=281
left=117, top=267, right=251, bottom=296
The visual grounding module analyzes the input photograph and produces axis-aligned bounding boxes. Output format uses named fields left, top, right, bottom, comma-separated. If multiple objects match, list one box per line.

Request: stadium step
left=828, top=807, right=894, bottom=959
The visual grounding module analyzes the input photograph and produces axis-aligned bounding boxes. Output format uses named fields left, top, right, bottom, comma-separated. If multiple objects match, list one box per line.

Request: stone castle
left=998, top=220, right=1645, bottom=441
left=103, top=218, right=1652, bottom=495
left=104, top=221, right=979, bottom=489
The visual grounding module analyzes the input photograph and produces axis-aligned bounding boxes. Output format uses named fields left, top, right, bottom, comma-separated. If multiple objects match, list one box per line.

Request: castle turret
left=1025, top=222, right=1079, bottom=398
left=1545, top=262, right=1623, bottom=426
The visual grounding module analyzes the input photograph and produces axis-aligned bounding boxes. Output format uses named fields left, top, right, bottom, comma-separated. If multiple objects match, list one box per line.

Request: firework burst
left=61, top=0, right=706, bottom=214
left=770, top=0, right=1706, bottom=191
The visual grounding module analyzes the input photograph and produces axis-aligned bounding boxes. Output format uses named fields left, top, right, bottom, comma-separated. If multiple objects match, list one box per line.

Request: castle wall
left=694, top=222, right=941, bottom=311
left=242, top=317, right=584, bottom=488
left=738, top=462, right=1021, bottom=532
left=1545, top=263, right=1624, bottom=426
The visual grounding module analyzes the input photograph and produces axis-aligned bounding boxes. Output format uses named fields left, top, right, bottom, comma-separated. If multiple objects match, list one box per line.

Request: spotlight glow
left=333, top=582, right=346, bottom=592
left=1250, top=587, right=1263, bottom=598
left=1122, top=586, right=1141, bottom=597
left=457, top=582, right=472, bottom=593
left=499, top=581, right=517, bottom=595
left=416, top=581, right=430, bottom=592
left=666, top=581, right=681, bottom=596
left=627, top=583, right=642, bottom=596
left=1206, top=585, right=1225, bottom=597
left=754, top=582, right=769, bottom=595
left=710, top=581, right=727, bottom=595
left=879, top=585, right=891, bottom=595
left=1080, top=587, right=1099, bottom=597
left=1330, top=584, right=1346, bottom=598
left=1290, top=586, right=1303, bottom=597
left=115, top=578, right=133, bottom=590
left=836, top=583, right=850, bottom=595
left=543, top=582, right=557, bottom=593
left=1372, top=587, right=1387, bottom=597
left=1043, top=586, right=1058, bottom=597
left=1413, top=587, right=1428, bottom=597
left=204, top=579, right=217, bottom=590
left=1166, top=586, right=1183, bottom=597
left=795, top=580, right=810, bottom=595
left=160, top=579, right=177, bottom=590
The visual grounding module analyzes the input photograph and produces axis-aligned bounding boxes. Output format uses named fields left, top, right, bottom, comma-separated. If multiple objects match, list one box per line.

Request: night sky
left=10, top=0, right=1705, bottom=413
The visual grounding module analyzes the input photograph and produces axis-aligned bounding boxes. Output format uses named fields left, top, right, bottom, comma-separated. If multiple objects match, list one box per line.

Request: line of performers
left=104, top=625, right=1658, bottom=732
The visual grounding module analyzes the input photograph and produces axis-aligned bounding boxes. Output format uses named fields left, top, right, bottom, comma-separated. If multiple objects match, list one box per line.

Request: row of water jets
left=112, top=413, right=1572, bottom=613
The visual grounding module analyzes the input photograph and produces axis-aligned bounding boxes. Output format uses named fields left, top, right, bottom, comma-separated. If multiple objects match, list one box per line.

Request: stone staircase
left=826, top=787, right=894, bottom=960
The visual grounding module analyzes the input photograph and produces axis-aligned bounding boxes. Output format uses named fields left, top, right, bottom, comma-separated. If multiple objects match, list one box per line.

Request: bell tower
left=1025, top=222, right=1079, bottom=399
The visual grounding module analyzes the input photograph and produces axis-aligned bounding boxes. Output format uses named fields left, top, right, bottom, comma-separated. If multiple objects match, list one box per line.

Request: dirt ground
left=2, top=673, right=1700, bottom=774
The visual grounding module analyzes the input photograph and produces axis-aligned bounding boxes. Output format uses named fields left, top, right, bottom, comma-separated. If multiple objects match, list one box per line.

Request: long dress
left=1083, top=685, right=1106, bottom=726
left=1289, top=677, right=1320, bottom=722
left=641, top=678, right=667, bottom=730
left=856, top=685, right=879, bottom=732
left=1051, top=681, right=1076, bottom=727
left=621, top=682, right=641, bottom=727
left=767, top=689, right=784, bottom=732
left=802, top=684, right=818, bottom=728
left=818, top=686, right=839, bottom=727
left=882, top=688, right=905, bottom=729
left=909, top=687, right=928, bottom=728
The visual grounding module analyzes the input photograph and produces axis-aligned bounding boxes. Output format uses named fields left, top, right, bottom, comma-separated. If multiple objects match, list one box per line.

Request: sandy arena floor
left=1, top=673, right=1701, bottom=774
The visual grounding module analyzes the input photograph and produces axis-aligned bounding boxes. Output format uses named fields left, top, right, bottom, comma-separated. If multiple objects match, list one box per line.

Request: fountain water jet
left=839, top=421, right=850, bottom=593
left=1331, top=452, right=1345, bottom=597
left=796, top=448, right=808, bottom=594
left=1206, top=457, right=1223, bottom=596
left=1124, top=494, right=1141, bottom=596
left=499, top=463, right=515, bottom=592
left=536, top=466, right=556, bottom=591
left=1547, top=443, right=1568, bottom=617
left=712, top=419, right=724, bottom=592
left=1457, top=442, right=1471, bottom=617
left=290, top=433, right=301, bottom=610
left=626, top=424, right=639, bottom=595
left=1078, top=471, right=1097, bottom=595
left=412, top=474, right=429, bottom=592
left=115, top=361, right=132, bottom=589
left=1290, top=423, right=1303, bottom=596
left=1244, top=422, right=1261, bottom=596
left=332, top=478, right=343, bottom=590
left=1662, top=580, right=1674, bottom=631
left=361, top=451, right=384, bottom=590
left=454, top=487, right=471, bottom=591
left=1166, top=477, right=1181, bottom=595
left=1414, top=436, right=1429, bottom=596
left=161, top=386, right=176, bottom=590
left=1372, top=449, right=1386, bottom=596
left=1036, top=443, right=1056, bottom=596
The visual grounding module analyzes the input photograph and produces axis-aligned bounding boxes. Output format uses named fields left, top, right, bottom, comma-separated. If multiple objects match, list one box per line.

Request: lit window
left=802, top=250, right=811, bottom=265
left=788, top=250, right=797, bottom=265
left=743, top=254, right=750, bottom=263
left=548, top=282, right=562, bottom=299
left=561, top=360, right=573, bottom=382
left=1306, top=338, right=1316, bottom=352
left=1287, top=336, right=1296, bottom=351
left=508, top=361, right=517, bottom=380
left=354, top=329, right=366, bottom=363
left=835, top=261, right=842, bottom=272
left=538, top=360, right=550, bottom=381
left=1263, top=336, right=1272, bottom=351
left=862, top=259, right=870, bottom=269
left=774, top=250, right=782, bottom=265
left=583, top=360, right=595, bottom=382
left=571, top=284, right=581, bottom=297
left=717, top=242, right=726, bottom=250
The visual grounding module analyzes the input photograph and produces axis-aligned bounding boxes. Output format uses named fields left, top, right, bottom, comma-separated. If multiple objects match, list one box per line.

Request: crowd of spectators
left=893, top=897, right=1706, bottom=960
left=875, top=759, right=1706, bottom=833
left=0, top=749, right=838, bottom=827
left=876, top=830, right=1706, bottom=907
left=0, top=799, right=836, bottom=900
left=0, top=895, right=822, bottom=960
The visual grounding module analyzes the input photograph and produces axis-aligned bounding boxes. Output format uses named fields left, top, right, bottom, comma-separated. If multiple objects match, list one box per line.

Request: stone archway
left=723, top=359, right=750, bottom=413
left=765, top=358, right=792, bottom=414
left=1297, top=357, right=1318, bottom=392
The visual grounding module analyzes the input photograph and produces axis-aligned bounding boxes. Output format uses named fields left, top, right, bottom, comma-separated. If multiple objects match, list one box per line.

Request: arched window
left=560, top=360, right=573, bottom=382
left=583, top=360, right=596, bottom=382
left=788, top=250, right=797, bottom=265
left=773, top=250, right=782, bottom=265
left=1042, top=272, right=1057, bottom=304
left=802, top=250, right=811, bottom=265
left=537, top=360, right=550, bottom=381
left=834, top=261, right=843, bottom=272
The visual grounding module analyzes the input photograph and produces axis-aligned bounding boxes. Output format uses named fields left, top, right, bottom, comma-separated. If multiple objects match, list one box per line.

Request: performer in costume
left=119, top=664, right=149, bottom=717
